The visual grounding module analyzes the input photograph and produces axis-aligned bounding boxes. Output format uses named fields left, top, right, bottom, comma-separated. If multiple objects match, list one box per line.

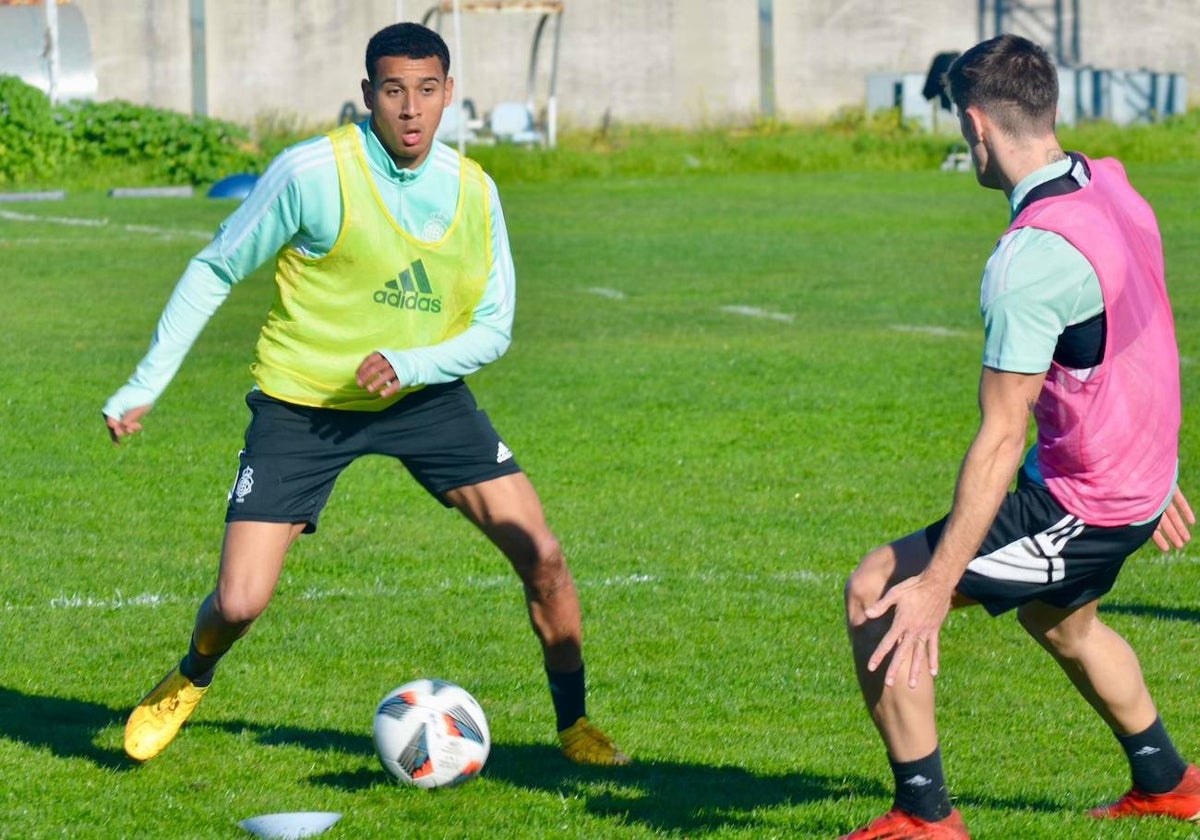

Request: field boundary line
left=0, top=208, right=212, bottom=241
left=721, top=305, right=795, bottom=323
left=14, top=568, right=836, bottom=613
left=585, top=286, right=627, bottom=300
left=889, top=324, right=970, bottom=337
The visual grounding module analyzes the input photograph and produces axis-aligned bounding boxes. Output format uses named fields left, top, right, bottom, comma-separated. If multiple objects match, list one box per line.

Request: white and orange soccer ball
left=373, top=679, right=490, bottom=789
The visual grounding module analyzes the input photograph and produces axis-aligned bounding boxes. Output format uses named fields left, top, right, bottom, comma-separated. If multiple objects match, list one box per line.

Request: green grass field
left=2, top=162, right=1199, bottom=839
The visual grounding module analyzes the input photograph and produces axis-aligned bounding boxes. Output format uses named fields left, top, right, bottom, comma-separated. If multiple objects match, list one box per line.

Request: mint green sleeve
left=101, top=261, right=233, bottom=419
left=979, top=227, right=1101, bottom=374
left=380, top=172, right=515, bottom=386
left=102, top=137, right=334, bottom=420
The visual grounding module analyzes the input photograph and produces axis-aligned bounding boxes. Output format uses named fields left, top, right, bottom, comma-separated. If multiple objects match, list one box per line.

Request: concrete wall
left=65, top=0, right=1200, bottom=131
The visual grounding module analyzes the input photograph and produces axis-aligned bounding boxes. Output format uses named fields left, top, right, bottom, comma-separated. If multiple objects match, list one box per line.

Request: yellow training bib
left=252, top=124, right=492, bottom=410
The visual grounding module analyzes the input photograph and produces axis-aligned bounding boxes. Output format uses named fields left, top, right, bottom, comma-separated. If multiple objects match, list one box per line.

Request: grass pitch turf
left=1, top=163, right=1198, bottom=838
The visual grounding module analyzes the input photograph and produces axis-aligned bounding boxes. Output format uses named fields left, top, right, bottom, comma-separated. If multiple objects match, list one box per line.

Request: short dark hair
left=365, top=22, right=450, bottom=83
left=945, top=34, right=1058, bottom=136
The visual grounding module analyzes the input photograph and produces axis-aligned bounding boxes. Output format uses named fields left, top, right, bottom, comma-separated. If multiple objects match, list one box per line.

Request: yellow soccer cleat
left=558, top=717, right=631, bottom=766
left=124, top=666, right=208, bottom=762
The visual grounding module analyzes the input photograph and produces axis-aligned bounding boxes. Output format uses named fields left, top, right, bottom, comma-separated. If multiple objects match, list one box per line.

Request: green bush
left=469, top=108, right=954, bottom=183
left=61, top=98, right=260, bottom=184
left=1059, top=108, right=1200, bottom=164
left=0, top=74, right=73, bottom=184
left=0, top=76, right=262, bottom=187
left=1, top=68, right=1197, bottom=191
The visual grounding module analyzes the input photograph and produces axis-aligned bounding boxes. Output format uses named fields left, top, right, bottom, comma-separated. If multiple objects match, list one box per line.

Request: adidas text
left=376, top=259, right=442, bottom=313
left=373, top=289, right=443, bottom=313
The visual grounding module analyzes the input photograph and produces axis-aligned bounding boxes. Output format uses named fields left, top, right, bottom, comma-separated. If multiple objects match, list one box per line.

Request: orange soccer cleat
left=1091, top=763, right=1200, bottom=821
left=837, top=807, right=970, bottom=840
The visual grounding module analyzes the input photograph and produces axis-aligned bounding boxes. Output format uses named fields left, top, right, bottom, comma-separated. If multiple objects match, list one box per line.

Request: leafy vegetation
left=0, top=74, right=73, bottom=184
left=0, top=75, right=260, bottom=187
left=63, top=99, right=259, bottom=185
left=3, top=72, right=1199, bottom=190
left=470, top=105, right=1200, bottom=184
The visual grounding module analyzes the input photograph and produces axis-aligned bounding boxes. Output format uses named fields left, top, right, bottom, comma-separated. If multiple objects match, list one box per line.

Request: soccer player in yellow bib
left=103, top=22, right=628, bottom=768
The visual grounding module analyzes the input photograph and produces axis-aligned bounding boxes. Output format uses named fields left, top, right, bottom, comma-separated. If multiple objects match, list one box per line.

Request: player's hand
left=356, top=352, right=404, bottom=398
left=1152, top=487, right=1194, bottom=551
left=863, top=574, right=950, bottom=690
left=105, top=404, right=153, bottom=445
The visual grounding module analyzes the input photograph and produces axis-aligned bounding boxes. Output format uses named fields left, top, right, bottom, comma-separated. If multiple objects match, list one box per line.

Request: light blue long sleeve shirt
left=982, top=157, right=1174, bottom=520
left=103, top=120, right=516, bottom=420
left=980, top=158, right=1102, bottom=375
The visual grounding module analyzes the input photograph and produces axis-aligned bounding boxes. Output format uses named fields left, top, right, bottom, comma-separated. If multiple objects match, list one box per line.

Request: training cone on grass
left=238, top=811, right=342, bottom=839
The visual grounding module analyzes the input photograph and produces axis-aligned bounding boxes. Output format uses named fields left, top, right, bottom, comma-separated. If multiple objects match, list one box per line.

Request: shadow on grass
left=491, top=744, right=877, bottom=834
left=305, top=740, right=890, bottom=835
left=0, top=686, right=128, bottom=770
left=1102, top=601, right=1200, bottom=623
left=0, top=685, right=374, bottom=772
left=0, top=686, right=1070, bottom=833
left=488, top=744, right=1074, bottom=833
left=306, top=742, right=1071, bottom=834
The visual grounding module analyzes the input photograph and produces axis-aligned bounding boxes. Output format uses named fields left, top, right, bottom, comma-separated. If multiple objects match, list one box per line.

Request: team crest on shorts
left=233, top=466, right=255, bottom=501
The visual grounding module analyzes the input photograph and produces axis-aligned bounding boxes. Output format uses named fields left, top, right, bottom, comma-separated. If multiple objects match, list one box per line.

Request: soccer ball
left=373, top=679, right=490, bottom=789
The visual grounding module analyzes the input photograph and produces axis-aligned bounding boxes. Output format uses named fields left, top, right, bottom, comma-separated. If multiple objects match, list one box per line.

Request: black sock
left=1117, top=717, right=1188, bottom=794
left=890, top=746, right=952, bottom=822
left=179, top=636, right=224, bottom=688
left=547, top=663, right=586, bottom=732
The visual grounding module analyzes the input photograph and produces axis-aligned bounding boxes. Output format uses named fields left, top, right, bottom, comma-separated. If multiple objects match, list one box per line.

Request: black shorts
left=925, top=472, right=1161, bottom=616
left=225, top=381, right=521, bottom=533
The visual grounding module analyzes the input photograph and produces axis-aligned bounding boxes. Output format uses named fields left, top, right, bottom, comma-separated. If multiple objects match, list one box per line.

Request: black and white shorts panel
left=225, top=381, right=522, bottom=533
left=924, top=475, right=1160, bottom=616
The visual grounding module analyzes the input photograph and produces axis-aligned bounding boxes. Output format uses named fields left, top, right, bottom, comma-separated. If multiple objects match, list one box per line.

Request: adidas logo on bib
left=373, top=259, right=443, bottom=313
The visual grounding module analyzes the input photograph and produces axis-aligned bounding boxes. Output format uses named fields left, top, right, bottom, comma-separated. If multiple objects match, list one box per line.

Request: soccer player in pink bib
left=840, top=34, right=1196, bottom=839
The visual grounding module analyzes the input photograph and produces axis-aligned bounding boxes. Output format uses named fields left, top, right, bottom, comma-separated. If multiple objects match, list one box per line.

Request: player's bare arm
left=866, top=366, right=1045, bottom=688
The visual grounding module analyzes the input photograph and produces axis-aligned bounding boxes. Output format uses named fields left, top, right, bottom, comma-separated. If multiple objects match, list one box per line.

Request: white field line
left=46, top=592, right=175, bottom=610
left=11, top=554, right=1197, bottom=613
left=1136, top=552, right=1200, bottom=565
left=12, top=568, right=832, bottom=613
left=0, top=208, right=211, bottom=241
left=889, top=324, right=970, bottom=338
left=721, top=305, right=795, bottom=323
left=0, top=209, right=103, bottom=228
left=585, top=287, right=627, bottom=300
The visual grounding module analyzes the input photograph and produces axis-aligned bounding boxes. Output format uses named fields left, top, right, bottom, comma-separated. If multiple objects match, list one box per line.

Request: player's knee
left=212, top=589, right=270, bottom=626
left=1018, top=604, right=1094, bottom=657
left=844, top=553, right=886, bottom=630
left=532, top=536, right=566, bottom=576
left=516, top=537, right=568, bottom=590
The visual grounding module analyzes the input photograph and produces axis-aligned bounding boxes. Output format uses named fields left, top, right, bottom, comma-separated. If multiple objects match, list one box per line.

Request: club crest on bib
left=421, top=214, right=450, bottom=241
